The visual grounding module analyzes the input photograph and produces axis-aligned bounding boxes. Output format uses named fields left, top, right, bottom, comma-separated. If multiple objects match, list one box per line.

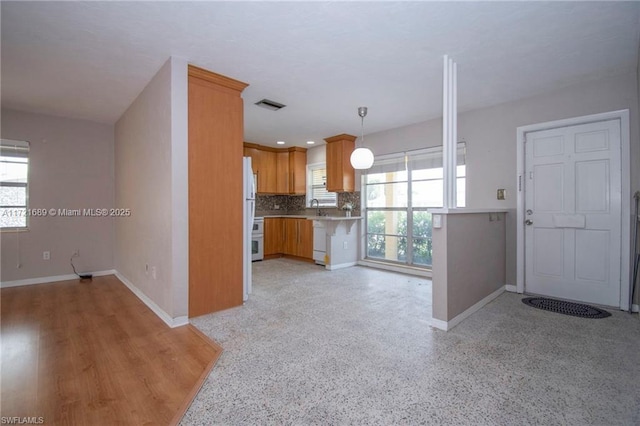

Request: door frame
left=516, top=109, right=631, bottom=309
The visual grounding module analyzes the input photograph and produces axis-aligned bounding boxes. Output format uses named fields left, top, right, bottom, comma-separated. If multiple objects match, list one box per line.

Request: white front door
left=524, top=119, right=621, bottom=307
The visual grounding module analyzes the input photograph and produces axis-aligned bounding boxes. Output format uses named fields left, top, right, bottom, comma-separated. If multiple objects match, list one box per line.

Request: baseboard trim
left=1, top=269, right=116, bottom=288
left=326, top=261, right=357, bottom=271
left=357, top=260, right=432, bottom=278
left=429, top=317, right=449, bottom=331
left=505, top=284, right=517, bottom=293
left=115, top=272, right=188, bottom=329
left=430, top=286, right=506, bottom=332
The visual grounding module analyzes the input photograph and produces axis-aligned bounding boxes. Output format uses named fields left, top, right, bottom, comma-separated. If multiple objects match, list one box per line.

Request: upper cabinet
left=244, top=143, right=307, bottom=195
left=276, top=151, right=289, bottom=194
left=288, top=148, right=307, bottom=195
left=324, top=134, right=356, bottom=193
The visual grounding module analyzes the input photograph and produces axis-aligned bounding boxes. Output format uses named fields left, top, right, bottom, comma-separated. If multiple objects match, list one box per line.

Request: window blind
left=1, top=139, right=30, bottom=228
left=309, top=167, right=336, bottom=206
left=408, top=142, right=465, bottom=171
left=365, top=142, right=466, bottom=174
left=0, top=139, right=30, bottom=159
left=365, top=154, right=406, bottom=175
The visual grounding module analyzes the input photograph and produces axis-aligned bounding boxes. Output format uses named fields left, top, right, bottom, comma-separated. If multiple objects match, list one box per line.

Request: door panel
left=533, top=135, right=564, bottom=157
left=575, top=160, right=609, bottom=212
left=534, top=163, right=564, bottom=211
left=525, top=119, right=621, bottom=307
left=574, top=230, right=609, bottom=283
left=533, top=228, right=564, bottom=278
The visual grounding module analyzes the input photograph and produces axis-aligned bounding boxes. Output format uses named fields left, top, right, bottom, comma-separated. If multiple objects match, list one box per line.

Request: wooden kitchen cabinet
left=283, top=218, right=298, bottom=256
left=264, top=217, right=284, bottom=256
left=324, top=133, right=356, bottom=193
left=296, top=219, right=313, bottom=259
left=244, top=143, right=276, bottom=193
left=275, top=217, right=313, bottom=260
left=260, top=150, right=277, bottom=194
left=243, top=146, right=261, bottom=173
left=276, top=151, right=289, bottom=194
left=288, top=148, right=307, bottom=195
left=243, top=143, right=307, bottom=194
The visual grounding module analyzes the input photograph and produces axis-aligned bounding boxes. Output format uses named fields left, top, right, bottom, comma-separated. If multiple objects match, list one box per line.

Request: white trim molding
left=1, top=269, right=116, bottom=288
left=505, top=284, right=518, bottom=293
left=115, top=272, right=188, bottom=328
left=357, top=259, right=432, bottom=278
left=430, top=286, right=505, bottom=331
left=326, top=261, right=358, bottom=271
left=516, top=110, right=631, bottom=310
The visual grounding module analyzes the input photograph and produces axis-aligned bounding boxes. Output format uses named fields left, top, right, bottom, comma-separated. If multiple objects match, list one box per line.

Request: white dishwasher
left=312, top=220, right=327, bottom=265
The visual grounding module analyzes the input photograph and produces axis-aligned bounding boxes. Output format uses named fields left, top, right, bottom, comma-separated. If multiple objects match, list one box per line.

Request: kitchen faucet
left=310, top=198, right=320, bottom=216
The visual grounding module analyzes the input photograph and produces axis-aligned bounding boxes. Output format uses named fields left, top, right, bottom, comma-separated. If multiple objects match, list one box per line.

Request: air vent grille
left=255, top=99, right=286, bottom=111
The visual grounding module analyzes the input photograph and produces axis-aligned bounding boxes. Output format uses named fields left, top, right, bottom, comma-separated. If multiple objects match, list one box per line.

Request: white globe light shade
left=350, top=147, right=374, bottom=170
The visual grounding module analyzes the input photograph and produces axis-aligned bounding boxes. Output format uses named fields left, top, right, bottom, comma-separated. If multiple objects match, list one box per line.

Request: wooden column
left=188, top=65, right=248, bottom=317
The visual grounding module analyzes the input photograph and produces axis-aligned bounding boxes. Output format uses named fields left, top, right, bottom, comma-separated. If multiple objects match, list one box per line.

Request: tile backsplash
left=337, top=192, right=361, bottom=216
left=256, top=195, right=305, bottom=212
left=256, top=192, right=361, bottom=217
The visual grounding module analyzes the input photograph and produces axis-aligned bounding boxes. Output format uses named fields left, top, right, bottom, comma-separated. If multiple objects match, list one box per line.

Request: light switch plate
left=433, top=214, right=442, bottom=229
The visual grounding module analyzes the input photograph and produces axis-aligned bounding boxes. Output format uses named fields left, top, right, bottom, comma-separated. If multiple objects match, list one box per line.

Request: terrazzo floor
left=184, top=258, right=640, bottom=425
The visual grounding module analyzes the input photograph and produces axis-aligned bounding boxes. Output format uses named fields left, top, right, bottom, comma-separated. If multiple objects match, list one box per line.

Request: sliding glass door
left=364, top=145, right=465, bottom=268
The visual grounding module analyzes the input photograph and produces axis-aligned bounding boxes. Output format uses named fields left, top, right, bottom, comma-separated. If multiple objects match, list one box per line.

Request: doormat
left=522, top=297, right=611, bottom=319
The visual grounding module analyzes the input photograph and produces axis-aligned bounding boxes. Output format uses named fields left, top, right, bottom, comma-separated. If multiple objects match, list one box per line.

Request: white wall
left=0, top=109, right=114, bottom=282
left=169, top=57, right=189, bottom=320
left=114, top=57, right=188, bottom=321
left=432, top=212, right=505, bottom=323
left=364, top=71, right=639, bottom=285
left=306, top=144, right=326, bottom=165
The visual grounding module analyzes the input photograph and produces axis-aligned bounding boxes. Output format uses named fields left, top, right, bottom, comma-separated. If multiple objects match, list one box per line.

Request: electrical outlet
left=274, top=204, right=279, bottom=210
left=497, top=189, right=506, bottom=200
left=151, top=266, right=157, bottom=280
left=43, top=251, right=50, bottom=260
left=72, top=249, right=80, bottom=258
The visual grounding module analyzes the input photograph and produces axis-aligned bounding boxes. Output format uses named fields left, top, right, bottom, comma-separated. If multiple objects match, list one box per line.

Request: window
left=307, top=163, right=337, bottom=207
left=1, top=139, right=30, bottom=229
left=364, top=143, right=465, bottom=268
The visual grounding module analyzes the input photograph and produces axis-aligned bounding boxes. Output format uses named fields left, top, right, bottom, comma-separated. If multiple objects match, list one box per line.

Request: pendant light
left=350, top=106, right=374, bottom=170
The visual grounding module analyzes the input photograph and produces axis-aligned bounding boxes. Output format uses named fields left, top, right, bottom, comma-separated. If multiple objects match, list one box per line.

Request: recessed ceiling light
left=306, top=141, right=315, bottom=145
left=276, top=141, right=285, bottom=145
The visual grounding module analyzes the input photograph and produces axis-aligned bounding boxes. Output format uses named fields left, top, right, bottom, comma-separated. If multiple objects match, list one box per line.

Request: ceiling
left=2, top=2, right=639, bottom=148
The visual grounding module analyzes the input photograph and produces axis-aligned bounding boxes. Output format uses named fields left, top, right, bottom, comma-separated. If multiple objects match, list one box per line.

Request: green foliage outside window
left=367, top=211, right=433, bottom=266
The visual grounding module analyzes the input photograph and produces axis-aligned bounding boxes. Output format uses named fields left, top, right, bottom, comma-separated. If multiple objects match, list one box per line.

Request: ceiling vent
left=255, top=99, right=286, bottom=111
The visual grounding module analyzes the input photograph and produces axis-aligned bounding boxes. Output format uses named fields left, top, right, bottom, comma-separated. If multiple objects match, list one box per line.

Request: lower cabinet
left=264, top=217, right=284, bottom=256
left=265, top=217, right=312, bottom=260
left=295, top=218, right=313, bottom=259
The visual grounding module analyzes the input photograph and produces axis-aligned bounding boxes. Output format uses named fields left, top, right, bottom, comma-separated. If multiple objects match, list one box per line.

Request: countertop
left=259, top=214, right=362, bottom=221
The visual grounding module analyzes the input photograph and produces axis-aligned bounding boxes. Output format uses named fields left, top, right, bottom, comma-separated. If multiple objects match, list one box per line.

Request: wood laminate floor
left=0, top=275, right=222, bottom=425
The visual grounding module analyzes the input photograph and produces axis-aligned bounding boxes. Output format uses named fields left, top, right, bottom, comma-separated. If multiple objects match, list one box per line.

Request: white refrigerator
left=242, top=157, right=255, bottom=301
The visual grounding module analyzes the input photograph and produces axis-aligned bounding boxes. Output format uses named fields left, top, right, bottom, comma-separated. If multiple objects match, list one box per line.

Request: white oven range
left=252, top=217, right=264, bottom=261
